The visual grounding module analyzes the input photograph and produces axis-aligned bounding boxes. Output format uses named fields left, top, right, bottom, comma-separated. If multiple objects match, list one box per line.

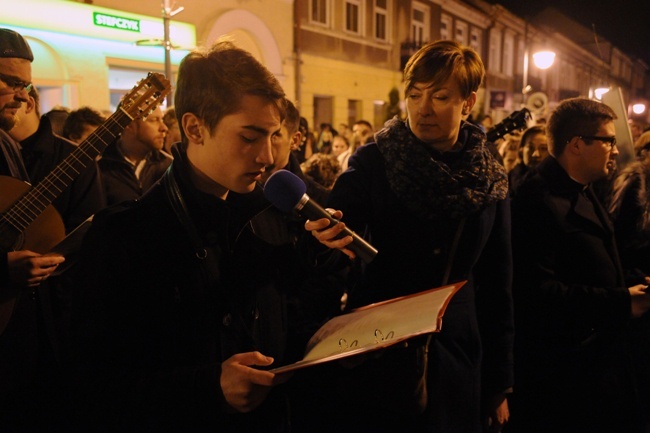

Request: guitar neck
left=2, top=108, right=133, bottom=234
left=486, top=108, right=531, bottom=143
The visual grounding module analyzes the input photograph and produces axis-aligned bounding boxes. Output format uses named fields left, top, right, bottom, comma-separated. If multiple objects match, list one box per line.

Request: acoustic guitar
left=0, top=72, right=171, bottom=334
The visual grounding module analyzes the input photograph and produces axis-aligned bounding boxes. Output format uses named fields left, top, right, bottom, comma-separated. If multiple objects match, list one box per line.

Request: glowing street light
left=522, top=23, right=555, bottom=103
left=594, top=87, right=610, bottom=100
left=532, top=51, right=556, bottom=70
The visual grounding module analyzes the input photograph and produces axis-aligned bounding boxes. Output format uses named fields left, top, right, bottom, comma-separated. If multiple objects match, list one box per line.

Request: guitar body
left=0, top=176, right=66, bottom=334
left=0, top=175, right=66, bottom=254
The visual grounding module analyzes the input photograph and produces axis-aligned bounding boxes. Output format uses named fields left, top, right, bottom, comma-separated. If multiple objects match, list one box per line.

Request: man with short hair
left=162, top=105, right=181, bottom=153
left=255, top=98, right=342, bottom=344
left=0, top=27, right=69, bottom=432
left=70, top=40, right=295, bottom=432
left=98, top=106, right=171, bottom=206
left=44, top=105, right=70, bottom=136
left=61, top=106, right=105, bottom=145
left=0, top=28, right=32, bottom=182
left=510, top=97, right=650, bottom=433
left=260, top=99, right=329, bottom=203
left=351, top=119, right=374, bottom=149
left=0, top=30, right=66, bottom=289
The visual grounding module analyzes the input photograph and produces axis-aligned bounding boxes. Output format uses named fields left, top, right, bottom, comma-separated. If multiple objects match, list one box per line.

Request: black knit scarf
left=375, top=117, right=508, bottom=220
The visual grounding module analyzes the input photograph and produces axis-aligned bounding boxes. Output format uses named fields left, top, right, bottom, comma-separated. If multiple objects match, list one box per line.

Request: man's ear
left=182, top=112, right=204, bottom=145
left=290, top=131, right=302, bottom=151
left=25, top=96, right=36, bottom=115
left=566, top=136, right=582, bottom=155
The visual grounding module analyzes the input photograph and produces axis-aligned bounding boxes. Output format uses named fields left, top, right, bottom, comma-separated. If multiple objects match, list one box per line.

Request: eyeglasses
left=578, top=135, right=617, bottom=149
left=0, top=72, right=33, bottom=95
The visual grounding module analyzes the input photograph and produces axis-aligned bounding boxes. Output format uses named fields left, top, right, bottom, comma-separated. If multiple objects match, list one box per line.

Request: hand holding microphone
left=263, top=170, right=378, bottom=263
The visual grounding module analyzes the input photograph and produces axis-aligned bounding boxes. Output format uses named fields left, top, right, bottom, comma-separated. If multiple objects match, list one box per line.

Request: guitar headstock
left=119, top=72, right=171, bottom=121
left=486, top=108, right=532, bottom=143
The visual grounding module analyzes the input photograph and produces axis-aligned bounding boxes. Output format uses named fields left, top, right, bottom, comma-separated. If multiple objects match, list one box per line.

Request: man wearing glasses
left=0, top=29, right=33, bottom=177
left=509, top=97, right=650, bottom=432
left=0, top=28, right=68, bottom=432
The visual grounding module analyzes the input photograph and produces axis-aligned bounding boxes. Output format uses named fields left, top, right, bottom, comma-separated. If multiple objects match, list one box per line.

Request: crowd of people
left=2, top=27, right=650, bottom=433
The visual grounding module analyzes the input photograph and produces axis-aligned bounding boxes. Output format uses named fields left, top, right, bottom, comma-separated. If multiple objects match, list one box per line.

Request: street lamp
left=522, top=22, right=555, bottom=103
left=632, top=103, right=646, bottom=115
left=135, top=1, right=184, bottom=107
left=532, top=51, right=556, bottom=70
left=162, top=0, right=184, bottom=106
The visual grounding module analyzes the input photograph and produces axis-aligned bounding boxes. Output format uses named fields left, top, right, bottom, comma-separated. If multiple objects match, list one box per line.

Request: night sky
left=488, top=0, right=650, bottom=65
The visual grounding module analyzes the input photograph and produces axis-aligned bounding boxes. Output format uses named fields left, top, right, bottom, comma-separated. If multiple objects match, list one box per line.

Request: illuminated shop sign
left=1, top=0, right=195, bottom=47
left=93, top=12, right=141, bottom=32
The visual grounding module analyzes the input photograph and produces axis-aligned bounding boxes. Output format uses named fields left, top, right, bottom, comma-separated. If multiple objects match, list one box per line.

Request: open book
left=271, top=281, right=465, bottom=374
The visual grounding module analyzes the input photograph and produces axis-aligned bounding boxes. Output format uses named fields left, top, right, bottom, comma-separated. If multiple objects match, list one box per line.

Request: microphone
left=263, top=169, right=378, bottom=263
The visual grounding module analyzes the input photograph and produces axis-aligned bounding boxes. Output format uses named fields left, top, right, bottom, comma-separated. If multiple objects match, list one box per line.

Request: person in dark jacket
left=68, top=40, right=301, bottom=433
left=608, top=130, right=650, bottom=430
left=61, top=106, right=105, bottom=145
left=305, top=40, right=513, bottom=433
left=1, top=30, right=100, bottom=432
left=254, top=98, right=345, bottom=358
left=0, top=29, right=65, bottom=295
left=609, top=130, right=650, bottom=277
left=509, top=98, right=650, bottom=433
left=98, top=106, right=171, bottom=206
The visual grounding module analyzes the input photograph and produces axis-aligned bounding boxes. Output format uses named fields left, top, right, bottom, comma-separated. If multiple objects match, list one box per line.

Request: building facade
left=2, top=0, right=648, bottom=132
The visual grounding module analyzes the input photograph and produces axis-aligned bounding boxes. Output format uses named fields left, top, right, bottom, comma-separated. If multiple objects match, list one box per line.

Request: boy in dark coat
left=69, top=41, right=297, bottom=432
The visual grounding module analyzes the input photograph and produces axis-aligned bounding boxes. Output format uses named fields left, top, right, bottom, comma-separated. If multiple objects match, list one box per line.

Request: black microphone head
left=263, top=169, right=307, bottom=213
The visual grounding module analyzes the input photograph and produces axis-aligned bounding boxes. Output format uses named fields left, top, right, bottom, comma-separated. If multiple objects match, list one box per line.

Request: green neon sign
left=93, top=12, right=140, bottom=32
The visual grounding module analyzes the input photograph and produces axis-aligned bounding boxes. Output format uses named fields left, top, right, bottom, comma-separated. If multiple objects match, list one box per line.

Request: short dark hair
left=353, top=119, right=373, bottom=130
left=284, top=100, right=300, bottom=136
left=162, top=106, right=177, bottom=128
left=175, top=40, right=286, bottom=143
left=519, top=125, right=546, bottom=148
left=62, top=107, right=105, bottom=141
left=45, top=105, right=70, bottom=134
left=547, top=98, right=617, bottom=157
left=403, top=40, right=484, bottom=99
